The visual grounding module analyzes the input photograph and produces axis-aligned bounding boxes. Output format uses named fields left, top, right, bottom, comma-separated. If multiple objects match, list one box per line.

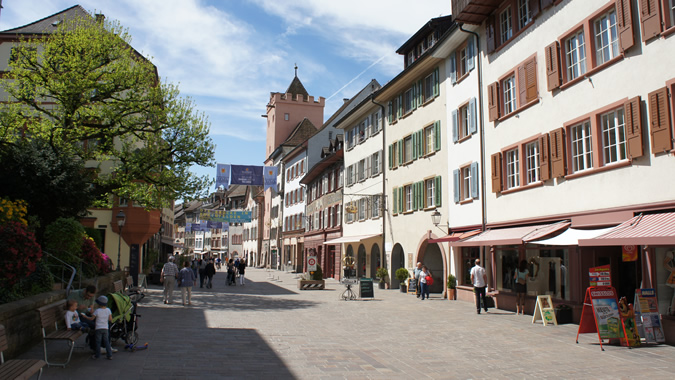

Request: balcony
left=451, top=0, right=501, bottom=25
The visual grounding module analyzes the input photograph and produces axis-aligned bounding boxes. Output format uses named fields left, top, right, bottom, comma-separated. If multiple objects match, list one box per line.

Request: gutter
left=371, top=95, right=387, bottom=282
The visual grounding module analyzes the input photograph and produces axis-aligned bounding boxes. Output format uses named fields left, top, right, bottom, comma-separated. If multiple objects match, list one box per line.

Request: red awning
left=450, top=221, right=570, bottom=247
left=578, top=212, right=675, bottom=246
left=428, top=230, right=482, bottom=243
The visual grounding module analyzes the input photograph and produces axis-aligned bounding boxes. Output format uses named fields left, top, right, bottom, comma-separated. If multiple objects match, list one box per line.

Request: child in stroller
left=86, top=291, right=140, bottom=350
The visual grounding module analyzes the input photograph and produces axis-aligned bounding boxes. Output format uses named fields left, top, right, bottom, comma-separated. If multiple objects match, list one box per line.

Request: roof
left=284, top=118, right=318, bottom=147
left=285, top=76, right=309, bottom=99
left=396, top=15, right=454, bottom=55
left=301, top=149, right=343, bottom=184
left=0, top=5, right=90, bottom=34
left=226, top=184, right=247, bottom=198
left=579, top=212, right=675, bottom=246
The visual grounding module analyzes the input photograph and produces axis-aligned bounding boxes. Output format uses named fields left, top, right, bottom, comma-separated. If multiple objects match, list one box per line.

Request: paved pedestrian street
left=19, top=268, right=675, bottom=379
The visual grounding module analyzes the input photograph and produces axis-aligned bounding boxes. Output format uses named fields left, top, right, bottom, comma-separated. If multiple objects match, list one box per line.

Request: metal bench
left=0, top=324, right=46, bottom=380
left=36, top=300, right=83, bottom=368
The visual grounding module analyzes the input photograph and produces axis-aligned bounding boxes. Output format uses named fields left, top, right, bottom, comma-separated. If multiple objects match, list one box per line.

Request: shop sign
left=589, top=265, right=611, bottom=286
left=622, top=245, right=637, bottom=262
left=634, top=288, right=666, bottom=343
left=532, top=295, right=557, bottom=326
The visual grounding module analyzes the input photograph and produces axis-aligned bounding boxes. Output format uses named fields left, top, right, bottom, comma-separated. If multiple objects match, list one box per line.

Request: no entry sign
left=308, top=256, right=317, bottom=271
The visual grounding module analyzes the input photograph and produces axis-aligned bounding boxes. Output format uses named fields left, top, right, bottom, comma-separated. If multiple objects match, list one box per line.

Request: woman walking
left=179, top=261, right=196, bottom=306
left=419, top=265, right=431, bottom=300
left=514, top=260, right=529, bottom=314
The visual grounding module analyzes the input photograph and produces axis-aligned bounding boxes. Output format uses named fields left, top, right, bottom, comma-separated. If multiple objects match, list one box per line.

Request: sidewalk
left=17, top=267, right=675, bottom=379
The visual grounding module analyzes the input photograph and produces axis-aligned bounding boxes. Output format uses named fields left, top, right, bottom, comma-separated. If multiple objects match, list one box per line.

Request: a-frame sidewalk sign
left=576, top=286, right=624, bottom=351
left=532, top=295, right=558, bottom=326
left=634, top=288, right=666, bottom=344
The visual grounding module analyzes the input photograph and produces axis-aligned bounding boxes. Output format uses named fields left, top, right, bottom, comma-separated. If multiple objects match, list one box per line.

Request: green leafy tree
left=0, top=13, right=215, bottom=209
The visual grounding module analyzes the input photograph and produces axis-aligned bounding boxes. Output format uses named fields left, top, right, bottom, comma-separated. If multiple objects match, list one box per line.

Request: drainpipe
left=371, top=96, right=387, bottom=285
left=458, top=23, right=489, bottom=288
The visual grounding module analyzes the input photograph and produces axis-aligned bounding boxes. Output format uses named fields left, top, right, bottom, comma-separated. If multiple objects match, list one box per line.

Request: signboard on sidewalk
left=577, top=286, right=623, bottom=350
left=634, top=288, right=665, bottom=343
left=589, top=265, right=611, bottom=286
left=532, top=295, right=557, bottom=326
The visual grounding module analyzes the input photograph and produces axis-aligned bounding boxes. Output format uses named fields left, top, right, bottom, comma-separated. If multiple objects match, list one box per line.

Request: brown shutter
left=648, top=87, right=673, bottom=153
left=549, top=128, right=566, bottom=178
left=529, top=0, right=541, bottom=19
left=491, top=152, right=502, bottom=193
left=616, top=0, right=635, bottom=52
left=518, top=64, right=527, bottom=107
left=525, top=57, right=538, bottom=103
left=624, top=96, right=644, bottom=159
left=488, top=82, right=500, bottom=122
left=640, top=0, right=662, bottom=41
left=545, top=41, right=561, bottom=91
left=539, top=134, right=551, bottom=181
left=486, top=15, right=496, bottom=54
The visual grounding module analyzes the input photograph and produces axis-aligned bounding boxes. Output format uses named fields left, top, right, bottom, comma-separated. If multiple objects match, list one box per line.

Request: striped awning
left=428, top=230, right=482, bottom=243
left=579, top=212, right=675, bottom=246
left=323, top=234, right=381, bottom=244
left=450, top=221, right=570, bottom=247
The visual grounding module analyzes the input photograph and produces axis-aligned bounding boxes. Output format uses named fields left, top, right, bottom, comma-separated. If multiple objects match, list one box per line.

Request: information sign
left=359, top=278, right=374, bottom=298
left=532, top=295, right=558, bottom=326
left=634, top=288, right=665, bottom=343
left=589, top=265, right=611, bottom=286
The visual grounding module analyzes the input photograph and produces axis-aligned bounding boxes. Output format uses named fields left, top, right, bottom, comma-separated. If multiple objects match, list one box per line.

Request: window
left=570, top=121, right=593, bottom=173
left=338, top=167, right=344, bottom=188
left=500, top=6, right=513, bottom=43
left=407, top=51, right=414, bottom=66
left=423, top=73, right=434, bottom=102
left=404, top=185, right=412, bottom=212
left=505, top=148, right=520, bottom=189
left=371, top=111, right=381, bottom=134
left=671, top=0, right=675, bottom=26
left=404, top=87, right=414, bottom=114
left=346, top=128, right=355, bottom=149
left=284, top=113, right=289, bottom=121
left=371, top=195, right=381, bottom=218
left=195, top=237, right=203, bottom=249
left=502, top=75, right=517, bottom=115
left=403, top=136, right=413, bottom=163
left=424, top=125, right=434, bottom=155
left=518, top=0, right=530, bottom=29
left=427, top=33, right=435, bottom=49
left=371, top=151, right=381, bottom=176
left=328, top=172, right=333, bottom=193
left=600, top=108, right=626, bottom=164
left=462, top=166, right=472, bottom=201
left=358, top=121, right=366, bottom=143
left=425, top=178, right=435, bottom=207
left=594, top=9, right=618, bottom=66
left=565, top=30, right=586, bottom=81
left=346, top=165, right=354, bottom=186
left=358, top=159, right=366, bottom=182
left=525, top=141, right=540, bottom=184
left=358, top=198, right=367, bottom=221
left=458, top=45, right=468, bottom=78
left=119, top=198, right=128, bottom=207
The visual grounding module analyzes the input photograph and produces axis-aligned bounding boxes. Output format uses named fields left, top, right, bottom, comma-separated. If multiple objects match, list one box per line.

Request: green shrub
left=44, top=217, right=85, bottom=266
left=395, top=267, right=410, bottom=283
left=376, top=267, right=388, bottom=282
left=447, top=274, right=457, bottom=289
left=311, top=264, right=323, bottom=281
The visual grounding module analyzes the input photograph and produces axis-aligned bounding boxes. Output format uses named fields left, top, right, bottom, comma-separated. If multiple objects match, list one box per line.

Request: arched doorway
left=370, top=244, right=380, bottom=279
left=421, top=243, right=444, bottom=294
left=357, top=244, right=366, bottom=278
left=391, top=243, right=405, bottom=288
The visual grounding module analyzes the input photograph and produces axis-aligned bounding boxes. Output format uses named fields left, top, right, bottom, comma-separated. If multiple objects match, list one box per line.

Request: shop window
left=526, top=248, right=570, bottom=300
left=461, top=247, right=480, bottom=286
left=655, top=248, right=675, bottom=316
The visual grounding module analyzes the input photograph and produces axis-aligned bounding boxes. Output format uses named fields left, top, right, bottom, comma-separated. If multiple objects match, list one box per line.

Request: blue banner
left=264, top=165, right=278, bottom=192
left=216, top=164, right=230, bottom=189
left=191, top=222, right=204, bottom=232
left=185, top=223, right=191, bottom=233
left=231, top=165, right=264, bottom=186
left=200, top=210, right=252, bottom=223
left=206, top=221, right=223, bottom=229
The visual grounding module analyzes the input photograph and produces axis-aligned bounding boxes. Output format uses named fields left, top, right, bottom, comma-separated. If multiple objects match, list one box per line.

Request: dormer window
left=407, top=51, right=414, bottom=66
left=427, top=34, right=435, bottom=48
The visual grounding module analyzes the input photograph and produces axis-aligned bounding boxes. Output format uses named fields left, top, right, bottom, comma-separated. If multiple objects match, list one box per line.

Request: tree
left=0, top=14, right=215, bottom=209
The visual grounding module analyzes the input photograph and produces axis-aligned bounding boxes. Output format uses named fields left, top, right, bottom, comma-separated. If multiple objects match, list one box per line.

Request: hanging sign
left=589, top=265, right=611, bottom=286
left=622, top=245, right=638, bottom=262
left=576, top=286, right=623, bottom=350
left=634, top=288, right=665, bottom=343
left=231, top=165, right=264, bottom=186
left=532, top=295, right=558, bottom=326
left=200, top=210, right=252, bottom=223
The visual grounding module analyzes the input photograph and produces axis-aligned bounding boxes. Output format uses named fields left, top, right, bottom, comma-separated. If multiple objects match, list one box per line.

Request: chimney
left=343, top=98, right=349, bottom=104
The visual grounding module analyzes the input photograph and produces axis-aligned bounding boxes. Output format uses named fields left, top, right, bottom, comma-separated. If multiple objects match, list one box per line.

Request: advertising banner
left=590, top=287, right=623, bottom=339
left=215, top=164, right=230, bottom=189
left=264, top=165, right=278, bottom=192
left=200, top=210, right=252, bottom=223
left=206, top=220, right=223, bottom=229
left=622, top=245, right=638, bottom=261
left=231, top=165, right=264, bottom=186
left=589, top=265, right=611, bottom=286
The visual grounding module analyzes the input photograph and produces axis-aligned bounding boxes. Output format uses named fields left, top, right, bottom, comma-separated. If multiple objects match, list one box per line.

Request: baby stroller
left=108, top=291, right=140, bottom=345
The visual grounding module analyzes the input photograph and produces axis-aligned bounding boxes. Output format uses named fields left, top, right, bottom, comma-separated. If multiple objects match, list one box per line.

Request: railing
left=42, top=251, right=76, bottom=296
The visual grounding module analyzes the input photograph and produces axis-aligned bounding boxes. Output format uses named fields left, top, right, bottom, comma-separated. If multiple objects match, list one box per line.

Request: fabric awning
left=579, top=212, right=675, bottom=246
left=323, top=234, right=381, bottom=245
left=428, top=230, right=482, bottom=243
left=161, top=237, right=184, bottom=248
left=530, top=227, right=616, bottom=246
left=451, top=221, right=570, bottom=247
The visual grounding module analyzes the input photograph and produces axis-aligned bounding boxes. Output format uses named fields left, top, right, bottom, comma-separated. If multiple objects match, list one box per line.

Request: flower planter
left=400, top=284, right=407, bottom=293
left=447, top=288, right=456, bottom=300
left=378, top=281, right=385, bottom=289
left=297, top=279, right=325, bottom=290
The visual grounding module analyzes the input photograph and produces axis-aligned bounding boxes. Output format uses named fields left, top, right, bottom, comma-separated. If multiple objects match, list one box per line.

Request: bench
left=113, top=280, right=123, bottom=293
left=124, top=276, right=146, bottom=302
left=36, top=300, right=83, bottom=368
left=0, top=325, right=46, bottom=380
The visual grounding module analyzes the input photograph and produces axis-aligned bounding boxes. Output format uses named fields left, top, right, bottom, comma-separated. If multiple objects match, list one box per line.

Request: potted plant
left=395, top=267, right=410, bottom=293
left=297, top=264, right=325, bottom=290
left=447, top=273, right=457, bottom=300
left=376, top=267, right=388, bottom=289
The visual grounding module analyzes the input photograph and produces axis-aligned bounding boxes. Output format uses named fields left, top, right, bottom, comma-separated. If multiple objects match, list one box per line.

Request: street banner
left=589, top=265, right=611, bottom=286
left=222, top=222, right=229, bottom=232
left=185, top=223, right=191, bottom=233
left=264, top=165, right=278, bottom=192
left=577, top=286, right=623, bottom=350
left=622, top=245, right=638, bottom=261
left=216, top=164, right=230, bottom=189
left=206, top=220, right=223, bottom=229
left=532, top=295, right=557, bottom=326
left=231, top=165, right=264, bottom=186
left=200, top=209, right=252, bottom=223
left=634, top=288, right=665, bottom=343
left=190, top=222, right=204, bottom=232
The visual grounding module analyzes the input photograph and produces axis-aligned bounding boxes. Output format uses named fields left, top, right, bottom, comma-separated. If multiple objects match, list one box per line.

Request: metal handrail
left=42, top=251, right=76, bottom=296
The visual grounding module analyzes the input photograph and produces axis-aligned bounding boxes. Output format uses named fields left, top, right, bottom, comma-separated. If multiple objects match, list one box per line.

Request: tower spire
left=294, top=63, right=298, bottom=78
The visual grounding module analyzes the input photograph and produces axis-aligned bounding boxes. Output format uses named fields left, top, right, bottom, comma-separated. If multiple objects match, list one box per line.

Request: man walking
left=413, top=262, right=423, bottom=298
left=160, top=256, right=179, bottom=304
left=238, top=259, right=247, bottom=286
left=470, top=258, right=488, bottom=314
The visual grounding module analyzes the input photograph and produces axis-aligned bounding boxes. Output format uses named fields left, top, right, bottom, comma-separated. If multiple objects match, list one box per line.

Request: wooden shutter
left=488, top=82, right=500, bottom=122
left=412, top=132, right=417, bottom=160
left=399, top=187, right=405, bottom=212
left=549, top=128, right=566, bottom=178
left=388, top=144, right=393, bottom=169
left=450, top=51, right=457, bottom=85
left=529, top=0, right=541, bottom=18
left=525, top=58, right=538, bottom=103
left=470, top=162, right=479, bottom=198
left=417, top=80, right=423, bottom=105
left=418, top=181, right=425, bottom=209
left=616, top=0, right=635, bottom=52
left=392, top=187, right=398, bottom=214
left=545, top=41, right=561, bottom=91
left=518, top=64, right=528, bottom=108
left=486, top=15, right=496, bottom=54
left=469, top=97, right=477, bottom=135
left=648, top=87, right=673, bottom=153
left=467, top=35, right=476, bottom=71
left=398, top=139, right=403, bottom=165
left=538, top=134, right=551, bottom=181
left=388, top=101, right=393, bottom=124
left=434, top=176, right=442, bottom=207
left=490, top=153, right=502, bottom=193
left=452, top=109, right=459, bottom=143
left=640, top=0, right=662, bottom=41
left=434, top=121, right=441, bottom=151
left=624, top=96, right=644, bottom=159
left=418, top=130, right=424, bottom=156
left=412, top=182, right=418, bottom=210
left=453, top=169, right=460, bottom=203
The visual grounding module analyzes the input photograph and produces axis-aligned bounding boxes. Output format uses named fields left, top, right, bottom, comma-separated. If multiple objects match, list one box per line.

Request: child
left=64, top=300, right=89, bottom=332
left=90, top=296, right=113, bottom=360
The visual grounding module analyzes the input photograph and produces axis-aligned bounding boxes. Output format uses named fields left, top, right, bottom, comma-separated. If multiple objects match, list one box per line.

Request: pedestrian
left=192, top=259, right=199, bottom=279
left=514, top=260, right=529, bottom=315
left=160, top=256, right=179, bottom=304
left=90, top=296, right=113, bottom=360
left=238, top=259, right=247, bottom=286
left=199, top=258, right=207, bottom=288
left=64, top=300, right=88, bottom=332
left=471, top=258, right=489, bottom=314
left=413, top=262, right=423, bottom=298
left=205, top=259, right=216, bottom=288
left=179, top=261, right=196, bottom=306
left=216, top=257, right=221, bottom=270
left=419, top=265, right=431, bottom=300
left=67, top=285, right=97, bottom=329
left=227, top=259, right=235, bottom=286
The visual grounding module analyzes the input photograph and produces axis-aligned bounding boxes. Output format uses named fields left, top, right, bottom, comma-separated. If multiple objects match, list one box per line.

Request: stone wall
left=0, top=271, right=124, bottom=359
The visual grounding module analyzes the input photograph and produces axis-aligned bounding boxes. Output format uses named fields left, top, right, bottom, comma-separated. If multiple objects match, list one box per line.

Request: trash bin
left=555, top=304, right=573, bottom=324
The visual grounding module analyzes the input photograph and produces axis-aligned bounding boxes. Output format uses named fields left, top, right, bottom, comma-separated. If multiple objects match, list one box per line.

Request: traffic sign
left=308, top=256, right=317, bottom=271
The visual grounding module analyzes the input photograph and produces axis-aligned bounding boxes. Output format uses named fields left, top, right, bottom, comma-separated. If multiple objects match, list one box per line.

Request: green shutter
left=412, top=182, right=418, bottom=210
left=398, top=139, right=403, bottom=165
left=434, top=121, right=441, bottom=151
left=435, top=176, right=442, bottom=207
left=418, top=130, right=424, bottom=156
left=388, top=101, right=393, bottom=124
left=417, top=80, right=423, bottom=105
left=433, top=67, right=440, bottom=97
left=392, top=186, right=398, bottom=214
left=388, top=144, right=393, bottom=169
left=399, top=187, right=404, bottom=212
left=412, top=134, right=417, bottom=160
left=418, top=181, right=424, bottom=209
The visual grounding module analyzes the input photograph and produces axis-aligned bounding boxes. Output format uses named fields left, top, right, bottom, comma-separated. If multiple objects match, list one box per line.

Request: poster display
left=576, top=286, right=624, bottom=351
left=532, top=295, right=557, bottom=326
left=589, top=265, right=611, bottom=287
left=634, top=288, right=666, bottom=343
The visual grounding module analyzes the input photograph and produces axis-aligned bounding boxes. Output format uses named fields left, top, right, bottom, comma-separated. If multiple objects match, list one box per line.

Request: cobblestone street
left=19, top=268, right=675, bottom=379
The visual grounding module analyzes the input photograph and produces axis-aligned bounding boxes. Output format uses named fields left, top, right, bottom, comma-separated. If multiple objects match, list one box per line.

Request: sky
left=0, top=0, right=450, bottom=184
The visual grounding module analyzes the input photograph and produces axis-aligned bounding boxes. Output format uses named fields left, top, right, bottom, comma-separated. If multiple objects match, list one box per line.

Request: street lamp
left=116, top=210, right=126, bottom=271
left=431, top=209, right=442, bottom=226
